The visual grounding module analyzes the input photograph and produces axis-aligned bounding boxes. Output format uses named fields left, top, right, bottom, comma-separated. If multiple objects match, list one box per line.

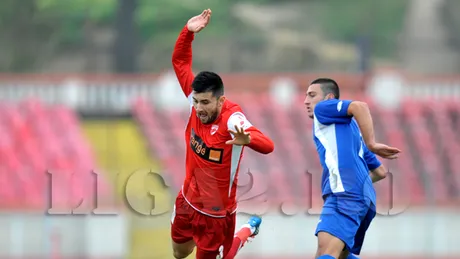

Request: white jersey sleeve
left=227, top=112, right=253, bottom=139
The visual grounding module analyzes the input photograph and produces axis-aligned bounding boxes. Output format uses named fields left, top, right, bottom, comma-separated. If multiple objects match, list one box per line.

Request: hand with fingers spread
left=226, top=125, right=251, bottom=146
left=368, top=143, right=401, bottom=160
left=187, top=9, right=212, bottom=33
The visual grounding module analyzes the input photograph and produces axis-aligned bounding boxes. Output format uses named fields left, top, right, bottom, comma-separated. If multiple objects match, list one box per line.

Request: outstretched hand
left=226, top=125, right=251, bottom=146
left=187, top=9, right=212, bottom=33
left=368, top=143, right=401, bottom=159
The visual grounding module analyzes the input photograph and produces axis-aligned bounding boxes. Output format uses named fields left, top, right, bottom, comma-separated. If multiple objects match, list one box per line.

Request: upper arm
left=314, top=99, right=353, bottom=125
left=172, top=61, right=194, bottom=97
left=172, top=26, right=195, bottom=97
left=346, top=101, right=368, bottom=116
left=227, top=112, right=253, bottom=139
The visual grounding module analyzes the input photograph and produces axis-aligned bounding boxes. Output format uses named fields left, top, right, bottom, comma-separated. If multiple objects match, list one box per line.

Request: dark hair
left=310, top=78, right=340, bottom=99
left=192, top=71, right=224, bottom=97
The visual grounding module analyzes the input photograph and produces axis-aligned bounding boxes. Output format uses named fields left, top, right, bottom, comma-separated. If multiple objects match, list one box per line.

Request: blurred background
left=0, top=0, right=459, bottom=258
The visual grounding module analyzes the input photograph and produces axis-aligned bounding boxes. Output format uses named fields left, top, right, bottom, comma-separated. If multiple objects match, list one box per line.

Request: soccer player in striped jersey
left=304, top=78, right=401, bottom=259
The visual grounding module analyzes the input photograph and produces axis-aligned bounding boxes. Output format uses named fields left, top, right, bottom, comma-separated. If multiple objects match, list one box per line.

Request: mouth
left=198, top=113, right=207, bottom=120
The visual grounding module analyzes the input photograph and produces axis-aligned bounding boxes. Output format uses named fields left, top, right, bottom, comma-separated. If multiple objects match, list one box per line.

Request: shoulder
left=315, top=99, right=350, bottom=111
left=227, top=111, right=251, bottom=128
left=225, top=105, right=252, bottom=131
left=224, top=99, right=243, bottom=113
left=221, top=100, right=243, bottom=121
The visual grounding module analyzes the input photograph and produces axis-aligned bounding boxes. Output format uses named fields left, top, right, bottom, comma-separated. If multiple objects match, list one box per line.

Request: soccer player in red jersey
left=170, top=9, right=275, bottom=259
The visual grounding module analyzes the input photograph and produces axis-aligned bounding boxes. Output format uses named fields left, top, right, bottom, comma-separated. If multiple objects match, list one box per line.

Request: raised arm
left=172, top=9, right=212, bottom=98
left=172, top=26, right=195, bottom=97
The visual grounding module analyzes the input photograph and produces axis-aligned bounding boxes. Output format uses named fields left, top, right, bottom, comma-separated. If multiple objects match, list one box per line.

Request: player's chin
left=308, top=114, right=314, bottom=119
left=200, top=117, right=211, bottom=124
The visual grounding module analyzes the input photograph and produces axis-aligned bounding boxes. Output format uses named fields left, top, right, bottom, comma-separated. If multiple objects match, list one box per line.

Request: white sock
left=240, top=223, right=256, bottom=235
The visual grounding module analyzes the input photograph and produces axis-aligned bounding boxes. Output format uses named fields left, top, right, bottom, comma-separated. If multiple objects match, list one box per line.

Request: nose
left=304, top=96, right=310, bottom=106
left=195, top=103, right=204, bottom=112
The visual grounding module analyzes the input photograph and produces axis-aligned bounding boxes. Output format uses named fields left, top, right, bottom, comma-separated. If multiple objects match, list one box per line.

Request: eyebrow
left=192, top=98, right=210, bottom=102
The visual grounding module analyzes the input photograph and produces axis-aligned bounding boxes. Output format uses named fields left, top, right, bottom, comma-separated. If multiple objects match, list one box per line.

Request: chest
left=190, top=119, right=229, bottom=147
left=188, top=116, right=231, bottom=164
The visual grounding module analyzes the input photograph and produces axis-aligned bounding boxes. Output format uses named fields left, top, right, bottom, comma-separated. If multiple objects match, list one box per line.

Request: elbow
left=171, top=57, right=181, bottom=74
left=377, top=172, right=387, bottom=181
left=172, top=55, right=178, bottom=67
left=262, top=139, right=275, bottom=154
left=374, top=165, right=388, bottom=180
left=265, top=141, right=275, bottom=154
left=249, top=138, right=274, bottom=154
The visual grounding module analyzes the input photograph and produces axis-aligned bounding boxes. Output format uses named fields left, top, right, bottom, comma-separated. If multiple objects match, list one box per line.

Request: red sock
left=224, top=228, right=252, bottom=259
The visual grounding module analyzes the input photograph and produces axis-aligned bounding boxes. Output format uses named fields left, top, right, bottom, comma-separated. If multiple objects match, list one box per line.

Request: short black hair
left=192, top=71, right=224, bottom=97
left=310, top=78, right=340, bottom=99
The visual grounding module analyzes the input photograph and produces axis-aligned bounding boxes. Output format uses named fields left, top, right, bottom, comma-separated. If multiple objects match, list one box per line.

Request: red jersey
left=172, top=26, right=274, bottom=217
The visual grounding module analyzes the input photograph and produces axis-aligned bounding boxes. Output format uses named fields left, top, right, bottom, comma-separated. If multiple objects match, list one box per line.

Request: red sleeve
left=227, top=110, right=274, bottom=154
left=172, top=25, right=195, bottom=97
left=246, top=127, right=274, bottom=154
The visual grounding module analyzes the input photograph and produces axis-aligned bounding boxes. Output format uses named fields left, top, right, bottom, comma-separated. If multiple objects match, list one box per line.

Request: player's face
left=192, top=91, right=225, bottom=124
left=304, top=84, right=326, bottom=119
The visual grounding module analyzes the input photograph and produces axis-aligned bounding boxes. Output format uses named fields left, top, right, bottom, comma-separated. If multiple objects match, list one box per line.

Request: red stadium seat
left=426, top=100, right=460, bottom=197
left=373, top=103, right=424, bottom=206
left=403, top=100, right=449, bottom=203
left=0, top=101, right=113, bottom=212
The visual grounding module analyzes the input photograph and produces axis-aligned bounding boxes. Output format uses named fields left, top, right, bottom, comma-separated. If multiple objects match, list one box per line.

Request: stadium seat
left=403, top=99, right=449, bottom=202
left=0, top=101, right=112, bottom=213
left=428, top=100, right=460, bottom=197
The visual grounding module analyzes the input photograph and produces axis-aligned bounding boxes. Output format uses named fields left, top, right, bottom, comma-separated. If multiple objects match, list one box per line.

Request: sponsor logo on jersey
left=190, top=128, right=223, bottom=164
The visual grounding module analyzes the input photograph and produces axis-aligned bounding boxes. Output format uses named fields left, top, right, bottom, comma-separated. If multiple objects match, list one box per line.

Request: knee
left=173, top=249, right=192, bottom=259
left=172, top=239, right=195, bottom=259
left=317, top=240, right=334, bottom=256
left=338, top=250, right=350, bottom=259
left=316, top=232, right=344, bottom=258
left=316, top=243, right=335, bottom=258
left=172, top=244, right=194, bottom=259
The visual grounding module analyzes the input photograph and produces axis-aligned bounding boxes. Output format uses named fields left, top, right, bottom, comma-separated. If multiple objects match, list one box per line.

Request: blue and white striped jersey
left=313, top=99, right=381, bottom=203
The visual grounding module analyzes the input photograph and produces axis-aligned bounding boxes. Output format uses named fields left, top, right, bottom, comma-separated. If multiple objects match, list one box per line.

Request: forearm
left=172, top=26, right=194, bottom=65
left=348, top=101, right=376, bottom=147
left=369, top=165, right=387, bottom=183
left=247, top=129, right=274, bottom=154
left=172, top=25, right=195, bottom=96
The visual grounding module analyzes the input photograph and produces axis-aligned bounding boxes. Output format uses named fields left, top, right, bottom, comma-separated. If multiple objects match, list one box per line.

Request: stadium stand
left=1, top=75, right=459, bottom=259
left=0, top=99, right=113, bottom=211
left=133, top=95, right=460, bottom=211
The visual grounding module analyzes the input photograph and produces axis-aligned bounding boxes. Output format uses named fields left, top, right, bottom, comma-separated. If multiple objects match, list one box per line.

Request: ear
left=324, top=93, right=335, bottom=100
left=218, top=96, right=226, bottom=106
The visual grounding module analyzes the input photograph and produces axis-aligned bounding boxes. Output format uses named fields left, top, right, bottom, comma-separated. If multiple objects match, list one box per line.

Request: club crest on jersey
left=238, top=116, right=245, bottom=126
left=211, top=124, right=219, bottom=135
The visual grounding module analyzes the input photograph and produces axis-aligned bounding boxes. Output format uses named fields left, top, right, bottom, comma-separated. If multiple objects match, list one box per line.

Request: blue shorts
left=315, top=194, right=376, bottom=255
